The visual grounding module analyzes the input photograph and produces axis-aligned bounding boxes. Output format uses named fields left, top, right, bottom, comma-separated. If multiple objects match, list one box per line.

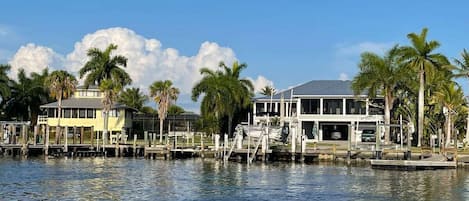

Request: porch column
left=320, top=98, right=323, bottom=115
left=343, top=98, right=346, bottom=116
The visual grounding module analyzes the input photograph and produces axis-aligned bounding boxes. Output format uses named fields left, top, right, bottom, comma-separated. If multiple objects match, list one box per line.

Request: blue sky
left=1, top=1, right=469, bottom=112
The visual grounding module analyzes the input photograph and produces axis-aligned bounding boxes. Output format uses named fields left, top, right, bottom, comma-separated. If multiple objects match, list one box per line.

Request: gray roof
left=254, top=80, right=367, bottom=101
left=77, top=85, right=99, bottom=90
left=40, top=97, right=134, bottom=110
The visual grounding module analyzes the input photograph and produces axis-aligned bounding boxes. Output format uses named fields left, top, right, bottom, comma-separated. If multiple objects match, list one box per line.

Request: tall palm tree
left=79, top=44, right=131, bottom=88
left=432, top=82, right=466, bottom=147
left=45, top=70, right=78, bottom=144
left=400, top=28, right=450, bottom=147
left=117, top=87, right=147, bottom=112
left=192, top=68, right=225, bottom=135
left=454, top=49, right=469, bottom=142
left=192, top=61, right=254, bottom=137
left=352, top=45, right=406, bottom=144
left=79, top=44, right=132, bottom=144
left=150, top=80, right=180, bottom=144
left=99, top=79, right=122, bottom=144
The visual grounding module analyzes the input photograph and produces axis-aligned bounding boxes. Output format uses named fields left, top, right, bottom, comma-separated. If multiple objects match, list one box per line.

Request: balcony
left=37, top=115, right=48, bottom=125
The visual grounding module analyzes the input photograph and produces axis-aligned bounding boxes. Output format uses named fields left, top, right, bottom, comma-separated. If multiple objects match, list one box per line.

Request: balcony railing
left=37, top=115, right=48, bottom=125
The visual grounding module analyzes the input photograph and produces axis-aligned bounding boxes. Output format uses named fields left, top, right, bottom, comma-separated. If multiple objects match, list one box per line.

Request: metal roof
left=254, top=80, right=367, bottom=101
left=40, top=97, right=134, bottom=110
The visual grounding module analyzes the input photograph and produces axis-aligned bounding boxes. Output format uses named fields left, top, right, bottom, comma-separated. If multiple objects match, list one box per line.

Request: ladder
left=249, top=127, right=267, bottom=164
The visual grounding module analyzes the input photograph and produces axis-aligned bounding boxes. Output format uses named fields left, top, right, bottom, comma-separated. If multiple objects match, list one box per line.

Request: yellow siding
left=46, top=108, right=131, bottom=132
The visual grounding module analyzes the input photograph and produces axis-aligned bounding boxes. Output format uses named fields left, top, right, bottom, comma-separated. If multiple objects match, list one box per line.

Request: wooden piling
left=45, top=125, right=49, bottom=156
left=73, top=126, right=76, bottom=144
left=33, top=125, right=38, bottom=146
left=81, top=127, right=84, bottom=144
left=133, top=134, right=137, bottom=157
left=64, top=126, right=68, bottom=153
left=90, top=126, right=94, bottom=148
left=144, top=131, right=148, bottom=147
left=201, top=133, right=205, bottom=158
left=21, top=124, right=27, bottom=157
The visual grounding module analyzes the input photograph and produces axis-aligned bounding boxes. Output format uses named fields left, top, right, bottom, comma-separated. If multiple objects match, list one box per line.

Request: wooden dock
left=370, top=159, right=457, bottom=170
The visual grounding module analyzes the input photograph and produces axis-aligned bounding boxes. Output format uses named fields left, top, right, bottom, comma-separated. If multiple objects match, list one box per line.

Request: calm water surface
left=0, top=157, right=469, bottom=200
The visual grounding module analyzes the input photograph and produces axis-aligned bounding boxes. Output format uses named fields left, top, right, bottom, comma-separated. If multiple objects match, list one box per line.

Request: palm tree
left=79, top=44, right=131, bottom=88
left=352, top=45, right=406, bottom=144
left=100, top=79, right=122, bottom=144
left=117, top=87, right=147, bottom=112
left=150, top=80, right=180, bottom=144
left=45, top=70, right=78, bottom=144
left=432, top=82, right=466, bottom=148
left=3, top=69, right=50, bottom=124
left=260, top=85, right=276, bottom=114
left=454, top=49, right=469, bottom=143
left=192, top=61, right=254, bottom=137
left=0, top=64, right=11, bottom=100
left=192, top=68, right=225, bottom=135
left=400, top=28, right=450, bottom=147
left=79, top=44, right=132, bottom=144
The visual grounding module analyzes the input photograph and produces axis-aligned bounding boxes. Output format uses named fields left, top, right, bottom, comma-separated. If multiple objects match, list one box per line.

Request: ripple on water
left=0, top=158, right=468, bottom=201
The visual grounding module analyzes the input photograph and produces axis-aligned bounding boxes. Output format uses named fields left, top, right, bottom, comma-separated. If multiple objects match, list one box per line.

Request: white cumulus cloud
left=7, top=27, right=274, bottom=113
left=339, top=73, right=349, bottom=81
left=65, top=27, right=237, bottom=94
left=336, top=41, right=394, bottom=56
left=249, top=75, right=274, bottom=93
left=8, top=43, right=63, bottom=79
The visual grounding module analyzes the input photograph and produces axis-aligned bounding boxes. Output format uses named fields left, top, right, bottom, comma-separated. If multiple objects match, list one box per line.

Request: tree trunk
left=466, top=113, right=469, bottom=144
left=159, top=118, right=164, bottom=144
left=103, top=110, right=108, bottom=145
left=446, top=114, right=451, bottom=147
left=56, top=97, right=62, bottom=144
left=228, top=115, right=233, bottom=138
left=417, top=68, right=424, bottom=147
left=384, top=95, right=391, bottom=144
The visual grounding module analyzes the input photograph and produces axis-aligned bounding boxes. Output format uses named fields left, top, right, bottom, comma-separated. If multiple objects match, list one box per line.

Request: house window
left=109, top=109, right=119, bottom=117
left=87, top=109, right=95, bottom=118
left=346, top=99, right=365, bottom=114
left=369, top=99, right=384, bottom=115
left=256, top=103, right=265, bottom=115
left=63, top=109, right=71, bottom=118
left=323, top=99, right=343, bottom=115
left=79, top=109, right=86, bottom=118
left=72, top=109, right=78, bottom=118
left=301, top=99, right=320, bottom=114
left=47, top=108, right=56, bottom=118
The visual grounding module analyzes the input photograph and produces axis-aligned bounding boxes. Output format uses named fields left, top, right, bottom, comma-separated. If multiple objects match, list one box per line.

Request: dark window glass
left=79, top=109, right=86, bottom=118
left=63, top=109, right=71, bottom=118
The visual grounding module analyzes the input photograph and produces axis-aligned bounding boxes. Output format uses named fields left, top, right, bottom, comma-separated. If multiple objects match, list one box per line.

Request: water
left=0, top=158, right=469, bottom=201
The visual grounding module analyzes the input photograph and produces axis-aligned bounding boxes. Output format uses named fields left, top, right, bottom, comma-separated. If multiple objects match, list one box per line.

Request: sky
left=1, top=1, right=469, bottom=113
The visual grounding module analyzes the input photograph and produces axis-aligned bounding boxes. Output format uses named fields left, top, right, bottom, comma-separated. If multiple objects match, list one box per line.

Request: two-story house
left=38, top=86, right=136, bottom=140
left=253, top=80, right=384, bottom=142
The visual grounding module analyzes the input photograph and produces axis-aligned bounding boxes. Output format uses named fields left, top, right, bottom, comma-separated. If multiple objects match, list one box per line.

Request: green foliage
left=168, top=105, right=184, bottom=115
left=2, top=68, right=51, bottom=126
left=79, top=43, right=131, bottom=88
left=192, top=61, right=254, bottom=136
left=118, top=87, right=147, bottom=112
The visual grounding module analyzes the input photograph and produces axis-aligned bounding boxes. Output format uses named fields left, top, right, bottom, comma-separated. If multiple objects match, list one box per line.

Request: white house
left=252, top=80, right=384, bottom=142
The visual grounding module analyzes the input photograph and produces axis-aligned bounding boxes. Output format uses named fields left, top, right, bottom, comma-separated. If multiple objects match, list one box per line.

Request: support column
left=291, top=127, right=296, bottom=161
left=64, top=126, right=68, bottom=153
left=80, top=127, right=84, bottom=144
left=45, top=125, right=50, bottom=156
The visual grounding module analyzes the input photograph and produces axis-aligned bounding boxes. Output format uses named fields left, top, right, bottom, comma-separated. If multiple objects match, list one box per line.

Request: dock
left=370, top=159, right=457, bottom=170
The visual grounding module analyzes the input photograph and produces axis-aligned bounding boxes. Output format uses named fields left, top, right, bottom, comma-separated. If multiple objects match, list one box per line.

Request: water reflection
left=0, top=157, right=469, bottom=200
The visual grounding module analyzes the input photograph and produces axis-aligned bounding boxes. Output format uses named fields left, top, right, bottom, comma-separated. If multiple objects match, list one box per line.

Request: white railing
left=37, top=115, right=48, bottom=125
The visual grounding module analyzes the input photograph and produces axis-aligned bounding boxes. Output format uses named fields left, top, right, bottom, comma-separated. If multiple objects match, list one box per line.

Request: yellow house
left=38, top=86, right=135, bottom=138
